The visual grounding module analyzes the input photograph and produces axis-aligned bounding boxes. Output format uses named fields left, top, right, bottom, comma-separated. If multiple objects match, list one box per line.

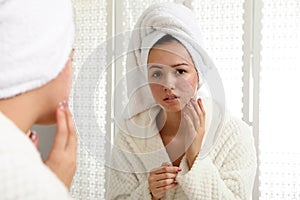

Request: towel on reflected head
left=122, top=2, right=225, bottom=120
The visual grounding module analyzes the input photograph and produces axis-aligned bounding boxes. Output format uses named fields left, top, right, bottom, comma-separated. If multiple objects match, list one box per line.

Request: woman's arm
left=176, top=118, right=257, bottom=200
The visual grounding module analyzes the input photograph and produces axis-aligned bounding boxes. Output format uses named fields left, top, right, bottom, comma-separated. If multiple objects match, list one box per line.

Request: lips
left=163, top=94, right=179, bottom=101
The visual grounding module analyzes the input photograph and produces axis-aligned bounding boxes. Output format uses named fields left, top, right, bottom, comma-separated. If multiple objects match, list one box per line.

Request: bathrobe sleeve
left=176, top=118, right=257, bottom=200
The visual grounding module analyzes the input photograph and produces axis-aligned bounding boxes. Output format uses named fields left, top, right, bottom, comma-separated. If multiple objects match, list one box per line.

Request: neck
left=0, top=93, right=40, bottom=133
left=157, top=109, right=182, bottom=136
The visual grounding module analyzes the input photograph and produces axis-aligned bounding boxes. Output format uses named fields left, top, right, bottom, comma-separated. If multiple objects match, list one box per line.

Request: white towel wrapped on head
left=0, top=0, right=74, bottom=99
left=123, top=2, right=225, bottom=117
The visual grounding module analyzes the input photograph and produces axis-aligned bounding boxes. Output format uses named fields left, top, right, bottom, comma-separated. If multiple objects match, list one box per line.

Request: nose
left=162, top=74, right=175, bottom=91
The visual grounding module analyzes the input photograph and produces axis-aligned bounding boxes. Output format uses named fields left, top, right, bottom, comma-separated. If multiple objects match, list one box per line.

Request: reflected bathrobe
left=106, top=104, right=257, bottom=200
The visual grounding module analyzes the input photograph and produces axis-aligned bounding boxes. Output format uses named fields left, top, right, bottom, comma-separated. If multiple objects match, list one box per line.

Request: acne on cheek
left=191, top=73, right=199, bottom=90
left=149, top=83, right=161, bottom=91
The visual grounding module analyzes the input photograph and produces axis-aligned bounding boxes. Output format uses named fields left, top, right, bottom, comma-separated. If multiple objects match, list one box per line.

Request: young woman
left=106, top=2, right=257, bottom=200
left=0, top=0, right=77, bottom=199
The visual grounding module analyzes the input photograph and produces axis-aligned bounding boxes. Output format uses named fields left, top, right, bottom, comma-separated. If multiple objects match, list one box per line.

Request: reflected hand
left=182, top=98, right=205, bottom=168
left=44, top=102, right=78, bottom=190
left=148, top=163, right=181, bottom=200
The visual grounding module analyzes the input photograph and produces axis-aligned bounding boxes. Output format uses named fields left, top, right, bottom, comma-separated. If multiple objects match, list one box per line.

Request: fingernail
left=29, top=131, right=37, bottom=141
left=62, top=100, right=68, bottom=107
left=178, top=168, right=182, bottom=172
left=58, top=102, right=65, bottom=111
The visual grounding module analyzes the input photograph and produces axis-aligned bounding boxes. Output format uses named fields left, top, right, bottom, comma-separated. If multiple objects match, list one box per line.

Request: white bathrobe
left=0, top=112, right=72, bottom=200
left=106, top=104, right=257, bottom=200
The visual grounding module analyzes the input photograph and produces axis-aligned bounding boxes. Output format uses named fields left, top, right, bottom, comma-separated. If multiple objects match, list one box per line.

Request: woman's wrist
left=150, top=191, right=160, bottom=200
left=186, top=146, right=201, bottom=169
left=186, top=135, right=203, bottom=168
left=186, top=153, right=197, bottom=169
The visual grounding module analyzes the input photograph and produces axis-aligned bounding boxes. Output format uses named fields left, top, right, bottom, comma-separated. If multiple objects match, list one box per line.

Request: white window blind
left=191, top=0, right=245, bottom=118
left=70, top=0, right=108, bottom=199
left=259, top=0, right=300, bottom=199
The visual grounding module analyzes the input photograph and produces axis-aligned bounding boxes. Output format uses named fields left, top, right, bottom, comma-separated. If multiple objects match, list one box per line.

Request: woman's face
left=37, top=49, right=74, bottom=124
left=58, top=49, right=74, bottom=102
left=148, top=40, right=198, bottom=113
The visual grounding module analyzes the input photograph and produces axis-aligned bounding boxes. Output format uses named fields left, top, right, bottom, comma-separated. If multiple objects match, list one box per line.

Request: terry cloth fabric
left=106, top=111, right=257, bottom=200
left=0, top=0, right=74, bottom=99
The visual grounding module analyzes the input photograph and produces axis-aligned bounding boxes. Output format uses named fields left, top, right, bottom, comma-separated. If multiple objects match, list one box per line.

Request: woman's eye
left=176, top=69, right=186, bottom=75
left=152, top=71, right=162, bottom=78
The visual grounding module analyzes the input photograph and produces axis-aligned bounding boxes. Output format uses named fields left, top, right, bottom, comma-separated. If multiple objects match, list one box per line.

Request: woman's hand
left=148, top=163, right=181, bottom=200
left=182, top=98, right=205, bottom=169
left=28, top=131, right=39, bottom=148
left=44, top=101, right=78, bottom=190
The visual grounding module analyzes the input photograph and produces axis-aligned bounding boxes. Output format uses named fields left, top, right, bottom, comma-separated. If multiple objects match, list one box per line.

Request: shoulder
left=0, top=112, right=37, bottom=154
left=0, top=132, right=71, bottom=198
left=209, top=115, right=256, bottom=163
left=220, top=116, right=253, bottom=144
left=0, top=155, right=71, bottom=199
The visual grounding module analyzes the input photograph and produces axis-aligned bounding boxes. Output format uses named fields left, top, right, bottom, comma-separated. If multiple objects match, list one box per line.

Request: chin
left=162, top=100, right=188, bottom=112
left=36, top=111, right=57, bottom=125
left=161, top=104, right=182, bottom=113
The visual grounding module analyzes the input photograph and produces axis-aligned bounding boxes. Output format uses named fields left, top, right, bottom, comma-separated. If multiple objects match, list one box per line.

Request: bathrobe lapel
left=122, top=106, right=171, bottom=172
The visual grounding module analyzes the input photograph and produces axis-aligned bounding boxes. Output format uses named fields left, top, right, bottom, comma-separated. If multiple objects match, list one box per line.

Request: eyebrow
left=171, top=63, right=188, bottom=67
left=149, top=62, right=188, bottom=69
left=149, top=65, right=162, bottom=69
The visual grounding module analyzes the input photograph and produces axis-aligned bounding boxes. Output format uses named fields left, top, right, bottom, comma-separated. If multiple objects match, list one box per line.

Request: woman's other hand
left=44, top=101, right=78, bottom=190
left=148, top=163, right=181, bottom=200
left=182, top=98, right=205, bottom=168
